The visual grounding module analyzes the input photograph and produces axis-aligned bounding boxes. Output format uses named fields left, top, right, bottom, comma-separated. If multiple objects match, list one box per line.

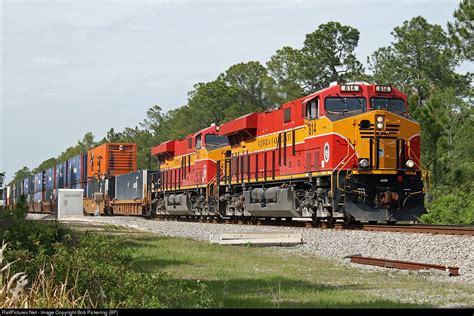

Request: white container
left=57, top=189, right=84, bottom=218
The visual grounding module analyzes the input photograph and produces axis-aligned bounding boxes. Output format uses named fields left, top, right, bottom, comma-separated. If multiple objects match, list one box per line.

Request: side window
left=187, top=138, right=192, bottom=149
left=195, top=134, right=202, bottom=149
left=284, top=108, right=291, bottom=123
left=305, top=99, right=319, bottom=119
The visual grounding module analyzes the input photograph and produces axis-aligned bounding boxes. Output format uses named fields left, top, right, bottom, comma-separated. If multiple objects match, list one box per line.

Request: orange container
left=87, top=143, right=137, bottom=179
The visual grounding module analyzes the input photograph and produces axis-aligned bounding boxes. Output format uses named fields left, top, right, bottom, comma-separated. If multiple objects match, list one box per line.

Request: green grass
left=96, top=230, right=474, bottom=308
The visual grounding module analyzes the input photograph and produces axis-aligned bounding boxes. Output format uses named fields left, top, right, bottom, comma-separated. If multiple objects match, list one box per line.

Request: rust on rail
left=348, top=254, right=460, bottom=276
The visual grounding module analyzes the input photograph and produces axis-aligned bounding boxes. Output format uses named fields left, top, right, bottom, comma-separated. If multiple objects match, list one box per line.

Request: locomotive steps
left=209, top=232, right=303, bottom=246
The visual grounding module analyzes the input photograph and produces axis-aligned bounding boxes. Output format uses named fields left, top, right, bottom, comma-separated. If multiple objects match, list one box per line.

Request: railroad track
left=153, top=216, right=474, bottom=236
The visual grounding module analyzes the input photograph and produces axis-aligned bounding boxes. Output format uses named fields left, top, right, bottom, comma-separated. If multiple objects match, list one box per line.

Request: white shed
left=57, top=189, right=84, bottom=218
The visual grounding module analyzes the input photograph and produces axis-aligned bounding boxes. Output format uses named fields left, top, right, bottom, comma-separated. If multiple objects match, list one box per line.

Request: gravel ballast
left=28, top=213, right=474, bottom=285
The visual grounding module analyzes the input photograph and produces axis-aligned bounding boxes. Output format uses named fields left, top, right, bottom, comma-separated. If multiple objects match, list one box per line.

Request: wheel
left=343, top=214, right=354, bottom=225
left=326, top=216, right=336, bottom=225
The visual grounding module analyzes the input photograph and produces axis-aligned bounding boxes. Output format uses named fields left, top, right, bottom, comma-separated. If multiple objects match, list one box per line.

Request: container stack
left=66, top=154, right=88, bottom=195
left=43, top=167, right=55, bottom=212
left=33, top=172, right=43, bottom=212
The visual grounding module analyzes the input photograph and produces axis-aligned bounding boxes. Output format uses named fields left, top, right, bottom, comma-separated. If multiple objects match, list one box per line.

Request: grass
left=86, top=227, right=474, bottom=308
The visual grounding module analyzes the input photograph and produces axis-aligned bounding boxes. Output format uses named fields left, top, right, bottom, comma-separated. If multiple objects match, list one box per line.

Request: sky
left=1, top=0, right=463, bottom=183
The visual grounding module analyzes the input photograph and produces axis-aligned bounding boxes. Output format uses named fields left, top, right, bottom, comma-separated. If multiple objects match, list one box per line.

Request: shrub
left=0, top=242, right=92, bottom=308
left=421, top=189, right=474, bottom=225
left=0, top=208, right=216, bottom=308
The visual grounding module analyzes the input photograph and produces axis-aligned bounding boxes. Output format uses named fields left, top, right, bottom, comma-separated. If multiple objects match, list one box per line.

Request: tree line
left=7, top=1, right=473, bottom=223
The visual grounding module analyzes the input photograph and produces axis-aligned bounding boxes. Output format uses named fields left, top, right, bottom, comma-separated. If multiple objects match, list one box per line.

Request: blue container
left=34, top=172, right=43, bottom=193
left=55, top=162, right=66, bottom=189
left=24, top=177, right=32, bottom=203
left=45, top=167, right=55, bottom=190
left=29, top=176, right=35, bottom=194
left=23, top=178, right=30, bottom=195
left=67, top=155, right=81, bottom=185
left=34, top=192, right=42, bottom=203
left=66, top=154, right=87, bottom=187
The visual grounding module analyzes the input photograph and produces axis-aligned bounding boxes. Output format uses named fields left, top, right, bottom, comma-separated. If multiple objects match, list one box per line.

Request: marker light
left=405, top=159, right=415, bottom=168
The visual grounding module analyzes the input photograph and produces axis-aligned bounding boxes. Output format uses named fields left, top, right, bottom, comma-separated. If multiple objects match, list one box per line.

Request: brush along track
left=152, top=216, right=474, bottom=236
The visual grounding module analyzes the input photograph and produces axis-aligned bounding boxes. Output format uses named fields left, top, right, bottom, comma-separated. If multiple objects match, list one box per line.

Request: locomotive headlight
left=405, top=159, right=415, bottom=168
left=359, top=158, right=370, bottom=169
left=375, top=115, right=384, bottom=130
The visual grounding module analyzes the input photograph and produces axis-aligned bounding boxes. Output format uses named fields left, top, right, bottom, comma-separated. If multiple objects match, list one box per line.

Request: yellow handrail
left=335, top=140, right=368, bottom=193
left=407, top=141, right=430, bottom=192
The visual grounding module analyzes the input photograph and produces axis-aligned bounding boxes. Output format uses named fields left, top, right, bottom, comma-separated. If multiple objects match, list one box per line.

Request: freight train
left=3, top=83, right=426, bottom=223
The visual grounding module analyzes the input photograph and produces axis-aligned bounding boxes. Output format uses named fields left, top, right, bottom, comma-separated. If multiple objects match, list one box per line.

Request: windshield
left=205, top=134, right=229, bottom=149
left=371, top=98, right=406, bottom=114
left=324, top=97, right=366, bottom=120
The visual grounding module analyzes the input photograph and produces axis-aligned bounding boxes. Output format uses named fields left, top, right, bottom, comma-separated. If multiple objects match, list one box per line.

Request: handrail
left=407, top=141, right=430, bottom=192
left=335, top=140, right=368, bottom=193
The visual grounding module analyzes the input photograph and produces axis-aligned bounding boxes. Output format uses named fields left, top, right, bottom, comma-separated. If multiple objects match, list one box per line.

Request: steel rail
left=348, top=254, right=460, bottom=276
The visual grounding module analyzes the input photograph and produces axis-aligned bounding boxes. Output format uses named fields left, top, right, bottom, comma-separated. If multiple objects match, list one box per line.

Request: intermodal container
left=34, top=172, right=43, bottom=192
left=55, top=162, right=66, bottom=189
left=45, top=167, right=55, bottom=190
left=67, top=154, right=87, bottom=186
left=87, top=143, right=137, bottom=179
left=86, top=178, right=115, bottom=199
left=115, top=170, right=150, bottom=200
left=44, top=189, right=54, bottom=202
left=34, top=192, right=42, bottom=204
left=22, top=178, right=30, bottom=203
left=23, top=178, right=29, bottom=195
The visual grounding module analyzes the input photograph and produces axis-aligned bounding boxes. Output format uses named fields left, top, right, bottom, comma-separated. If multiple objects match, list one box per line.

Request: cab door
left=304, top=98, right=321, bottom=172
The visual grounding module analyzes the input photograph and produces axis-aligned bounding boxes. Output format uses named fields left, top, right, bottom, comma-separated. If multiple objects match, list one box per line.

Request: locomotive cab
left=320, top=84, right=425, bottom=222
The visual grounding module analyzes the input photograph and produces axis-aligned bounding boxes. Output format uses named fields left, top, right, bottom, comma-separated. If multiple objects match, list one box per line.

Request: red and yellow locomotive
left=151, top=83, right=426, bottom=223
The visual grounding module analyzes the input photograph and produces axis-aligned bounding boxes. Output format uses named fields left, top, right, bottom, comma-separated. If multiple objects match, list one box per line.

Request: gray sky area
left=1, top=0, right=462, bottom=183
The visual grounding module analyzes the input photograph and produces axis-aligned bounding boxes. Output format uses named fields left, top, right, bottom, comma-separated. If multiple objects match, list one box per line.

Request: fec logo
left=324, top=142, right=330, bottom=163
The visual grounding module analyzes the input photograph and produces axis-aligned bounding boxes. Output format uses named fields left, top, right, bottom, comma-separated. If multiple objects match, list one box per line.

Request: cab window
left=371, top=98, right=406, bottom=114
left=305, top=99, right=319, bottom=119
left=324, top=97, right=366, bottom=121
left=195, top=134, right=202, bottom=149
left=205, top=134, right=229, bottom=149
left=284, top=108, right=291, bottom=123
